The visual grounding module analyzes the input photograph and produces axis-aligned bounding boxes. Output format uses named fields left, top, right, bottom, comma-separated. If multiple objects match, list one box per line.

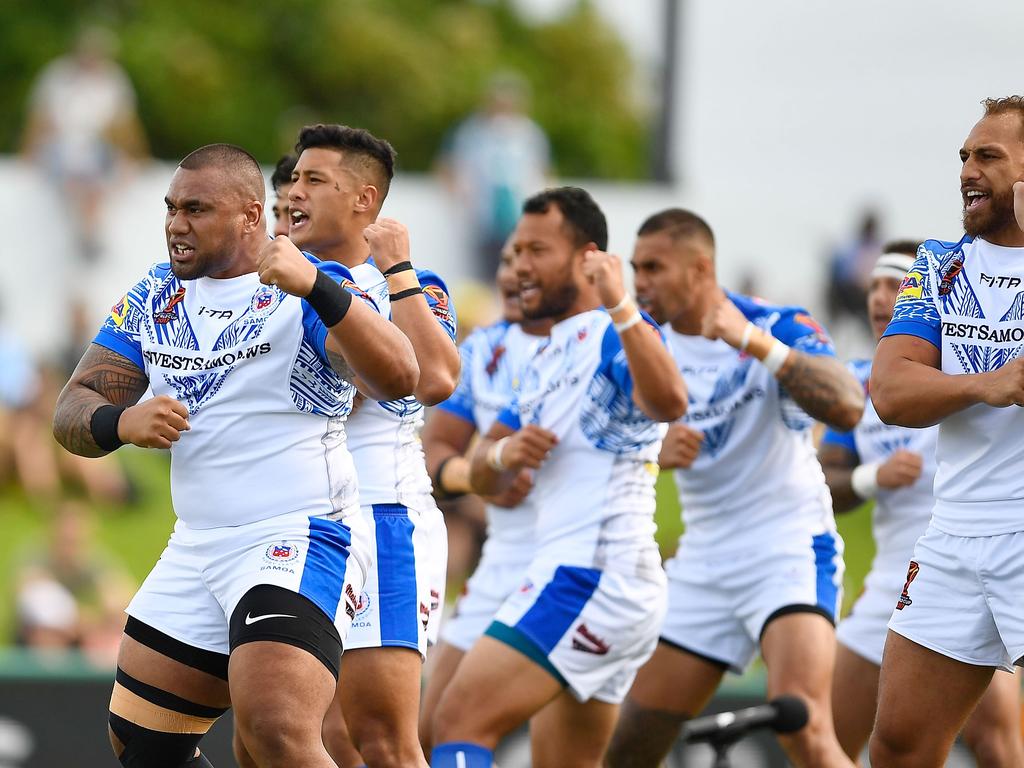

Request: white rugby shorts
left=836, top=565, right=907, bottom=667
left=441, top=549, right=533, bottom=653
left=344, top=501, right=448, bottom=656
left=488, top=560, right=667, bottom=704
left=659, top=531, right=844, bottom=673
left=127, top=510, right=370, bottom=655
left=888, top=524, right=1024, bottom=672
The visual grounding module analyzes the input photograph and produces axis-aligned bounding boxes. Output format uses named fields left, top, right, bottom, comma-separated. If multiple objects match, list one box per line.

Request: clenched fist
left=658, top=423, right=704, bottom=469
left=364, top=218, right=411, bottom=273
left=118, top=395, right=190, bottom=450
left=582, top=250, right=627, bottom=309
left=979, top=357, right=1024, bottom=407
left=258, top=235, right=317, bottom=297
left=500, top=424, right=559, bottom=471
left=877, top=450, right=923, bottom=489
left=485, top=469, right=534, bottom=508
left=701, top=292, right=749, bottom=349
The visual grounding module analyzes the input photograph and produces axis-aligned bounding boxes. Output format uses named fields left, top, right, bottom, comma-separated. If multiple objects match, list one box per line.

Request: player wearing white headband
left=822, top=242, right=1023, bottom=765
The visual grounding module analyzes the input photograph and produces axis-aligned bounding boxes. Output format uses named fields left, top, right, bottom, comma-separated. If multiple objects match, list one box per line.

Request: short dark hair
left=271, top=154, right=297, bottom=193
left=178, top=143, right=265, bottom=202
left=295, top=124, right=397, bottom=202
left=882, top=239, right=921, bottom=257
left=982, top=96, right=1024, bottom=140
left=637, top=208, right=715, bottom=248
left=522, top=187, right=608, bottom=251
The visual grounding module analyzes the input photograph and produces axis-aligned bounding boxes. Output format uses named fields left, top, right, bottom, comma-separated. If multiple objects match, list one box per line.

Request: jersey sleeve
left=93, top=273, right=151, bottom=370
left=301, top=259, right=381, bottom=366
left=820, top=426, right=858, bottom=456
left=770, top=308, right=836, bottom=358
left=882, top=251, right=940, bottom=347
left=417, top=269, right=458, bottom=343
left=436, top=333, right=477, bottom=424
left=496, top=398, right=521, bottom=431
left=597, top=312, right=664, bottom=398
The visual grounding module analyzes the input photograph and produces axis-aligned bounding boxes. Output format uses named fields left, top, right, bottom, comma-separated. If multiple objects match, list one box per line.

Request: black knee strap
left=229, top=584, right=343, bottom=679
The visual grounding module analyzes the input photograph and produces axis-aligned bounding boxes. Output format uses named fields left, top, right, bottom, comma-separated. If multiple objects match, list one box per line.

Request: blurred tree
left=5, top=0, right=649, bottom=178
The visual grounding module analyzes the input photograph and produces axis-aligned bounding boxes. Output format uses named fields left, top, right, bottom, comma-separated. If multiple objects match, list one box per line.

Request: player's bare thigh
left=530, top=690, right=618, bottom=768
left=419, top=641, right=466, bottom=753
left=831, top=642, right=881, bottom=762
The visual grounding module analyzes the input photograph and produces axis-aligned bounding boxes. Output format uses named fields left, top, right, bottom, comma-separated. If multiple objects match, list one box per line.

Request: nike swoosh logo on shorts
left=244, top=612, right=296, bottom=625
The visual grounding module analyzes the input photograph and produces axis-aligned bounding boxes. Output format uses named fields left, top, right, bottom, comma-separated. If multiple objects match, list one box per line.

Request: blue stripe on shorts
left=298, top=517, right=352, bottom=621
left=372, top=503, right=419, bottom=648
left=515, top=565, right=601, bottom=654
left=813, top=532, right=840, bottom=619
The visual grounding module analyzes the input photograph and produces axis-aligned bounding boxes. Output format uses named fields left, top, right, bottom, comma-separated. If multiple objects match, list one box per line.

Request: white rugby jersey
left=884, top=236, right=1024, bottom=536
left=94, top=256, right=376, bottom=529
left=438, top=320, right=543, bottom=559
left=344, top=261, right=457, bottom=509
left=667, top=293, right=837, bottom=553
left=496, top=310, right=665, bottom=576
left=821, top=360, right=938, bottom=575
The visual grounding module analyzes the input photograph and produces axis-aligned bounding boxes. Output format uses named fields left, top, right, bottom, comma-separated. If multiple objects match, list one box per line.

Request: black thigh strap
left=125, top=617, right=230, bottom=681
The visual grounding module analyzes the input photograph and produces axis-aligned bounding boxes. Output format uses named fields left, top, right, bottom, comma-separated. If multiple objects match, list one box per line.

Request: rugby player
left=605, top=208, right=865, bottom=768
left=269, top=154, right=296, bottom=238
left=52, top=143, right=418, bottom=768
left=869, top=96, right=1024, bottom=767
left=285, top=124, right=459, bottom=768
left=823, top=243, right=1024, bottom=765
left=418, top=240, right=551, bottom=753
left=430, top=187, right=688, bottom=768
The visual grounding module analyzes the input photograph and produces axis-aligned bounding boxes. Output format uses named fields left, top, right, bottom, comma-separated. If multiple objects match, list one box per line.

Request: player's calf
left=108, top=668, right=226, bottom=768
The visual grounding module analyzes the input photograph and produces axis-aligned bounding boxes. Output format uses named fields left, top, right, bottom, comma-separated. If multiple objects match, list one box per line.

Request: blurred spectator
left=436, top=71, right=551, bottom=279
left=21, top=25, right=148, bottom=265
left=14, top=502, right=134, bottom=664
left=825, top=210, right=883, bottom=327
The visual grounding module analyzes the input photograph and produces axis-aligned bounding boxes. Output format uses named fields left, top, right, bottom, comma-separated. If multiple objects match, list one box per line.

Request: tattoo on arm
left=327, top=350, right=355, bottom=383
left=53, top=345, right=148, bottom=457
left=776, top=352, right=863, bottom=430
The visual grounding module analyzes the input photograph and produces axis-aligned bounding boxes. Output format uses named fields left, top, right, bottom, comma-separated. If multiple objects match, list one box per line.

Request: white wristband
left=739, top=322, right=755, bottom=352
left=761, top=339, right=791, bottom=375
left=607, top=294, right=631, bottom=315
left=613, top=311, right=644, bottom=334
left=487, top=437, right=510, bottom=472
left=851, top=462, right=880, bottom=500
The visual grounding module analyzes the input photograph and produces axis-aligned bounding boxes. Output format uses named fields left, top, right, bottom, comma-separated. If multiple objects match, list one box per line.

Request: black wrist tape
left=433, top=455, right=465, bottom=500
left=389, top=287, right=423, bottom=302
left=306, top=269, right=353, bottom=327
left=91, top=405, right=125, bottom=452
left=383, top=261, right=414, bottom=276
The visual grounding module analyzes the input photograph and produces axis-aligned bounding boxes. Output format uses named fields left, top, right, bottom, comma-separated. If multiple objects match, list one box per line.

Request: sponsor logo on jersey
left=485, top=344, right=506, bottom=378
left=110, top=295, right=129, bottom=327
left=980, top=272, right=1022, bottom=289
left=896, top=271, right=924, bottom=302
left=154, top=287, right=187, bottom=325
left=430, top=588, right=440, bottom=613
left=571, top=623, right=609, bottom=655
left=938, top=258, right=964, bottom=297
left=941, top=321, right=1024, bottom=343
left=895, top=560, right=919, bottom=610
left=142, top=341, right=272, bottom=371
left=264, top=542, right=299, bottom=563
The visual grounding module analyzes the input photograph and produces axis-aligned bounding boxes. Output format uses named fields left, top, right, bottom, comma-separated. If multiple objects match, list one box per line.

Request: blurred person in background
left=21, top=24, right=148, bottom=265
left=269, top=154, right=296, bottom=238
left=418, top=238, right=550, bottom=754
left=822, top=243, right=1024, bottom=766
left=14, top=501, right=135, bottom=664
left=606, top=209, right=863, bottom=768
left=436, top=71, right=551, bottom=281
left=825, top=210, right=883, bottom=331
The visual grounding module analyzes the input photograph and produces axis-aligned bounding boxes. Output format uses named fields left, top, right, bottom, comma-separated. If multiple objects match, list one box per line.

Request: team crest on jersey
left=895, top=560, right=919, bottom=610
left=354, top=591, right=371, bottom=618
left=154, top=287, right=187, bottom=325
left=265, top=542, right=299, bottom=563
left=251, top=286, right=282, bottom=315
left=110, top=295, right=129, bottom=327
left=896, top=272, right=924, bottom=302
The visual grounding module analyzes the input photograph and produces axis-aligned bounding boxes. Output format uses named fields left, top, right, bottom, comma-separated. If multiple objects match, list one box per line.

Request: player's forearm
left=389, top=299, right=459, bottom=405
left=53, top=344, right=149, bottom=457
left=469, top=436, right=514, bottom=496
left=326, top=300, right=419, bottom=401
left=821, top=465, right=862, bottom=513
left=620, top=325, right=687, bottom=422
left=775, top=353, right=864, bottom=431
left=870, top=356, right=984, bottom=428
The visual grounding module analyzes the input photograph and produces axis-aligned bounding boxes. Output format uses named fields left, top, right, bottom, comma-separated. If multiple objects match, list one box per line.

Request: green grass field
left=0, top=451, right=876, bottom=643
